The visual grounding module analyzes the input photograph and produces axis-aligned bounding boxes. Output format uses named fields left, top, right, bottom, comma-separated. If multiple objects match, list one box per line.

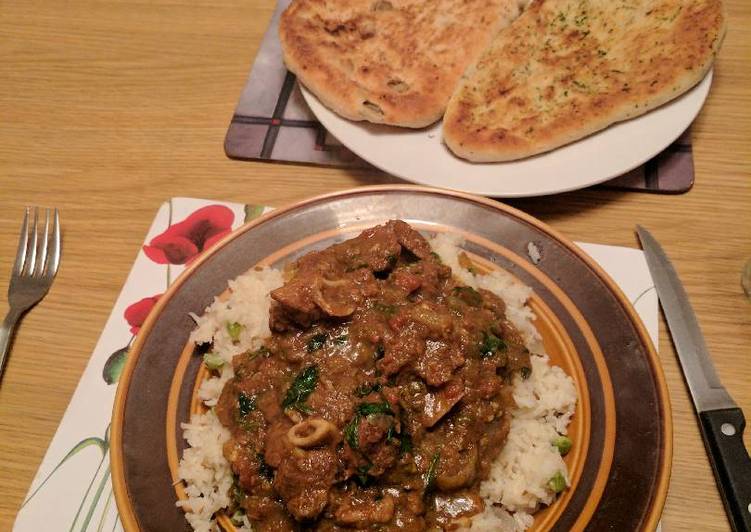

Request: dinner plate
left=301, top=72, right=712, bottom=197
left=111, top=186, right=671, bottom=531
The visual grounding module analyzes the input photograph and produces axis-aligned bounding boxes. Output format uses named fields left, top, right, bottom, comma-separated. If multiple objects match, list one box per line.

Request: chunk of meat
left=227, top=442, right=264, bottom=492
left=479, top=288, right=506, bottom=316
left=379, top=334, right=424, bottom=376
left=270, top=284, right=323, bottom=327
left=264, top=421, right=294, bottom=468
left=257, top=391, right=283, bottom=422
left=415, top=339, right=464, bottom=387
left=214, top=381, right=239, bottom=427
left=392, top=270, right=422, bottom=294
left=242, top=496, right=296, bottom=532
left=274, top=448, right=337, bottom=520
left=270, top=223, right=405, bottom=326
left=334, top=492, right=396, bottom=527
left=358, top=414, right=392, bottom=447
left=367, top=441, right=399, bottom=476
left=269, top=302, right=296, bottom=332
left=390, top=220, right=432, bottom=259
left=421, top=378, right=465, bottom=427
left=354, top=224, right=402, bottom=271
left=399, top=302, right=454, bottom=338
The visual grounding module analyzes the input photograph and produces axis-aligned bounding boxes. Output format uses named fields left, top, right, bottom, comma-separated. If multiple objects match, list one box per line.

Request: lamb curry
left=214, top=221, right=532, bottom=531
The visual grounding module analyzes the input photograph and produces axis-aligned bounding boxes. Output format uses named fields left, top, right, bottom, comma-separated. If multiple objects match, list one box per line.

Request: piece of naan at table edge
left=443, top=0, right=726, bottom=162
left=279, top=0, right=526, bottom=128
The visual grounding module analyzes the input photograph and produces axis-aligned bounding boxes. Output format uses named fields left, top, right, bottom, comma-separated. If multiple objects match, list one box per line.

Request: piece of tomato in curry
left=213, top=221, right=532, bottom=531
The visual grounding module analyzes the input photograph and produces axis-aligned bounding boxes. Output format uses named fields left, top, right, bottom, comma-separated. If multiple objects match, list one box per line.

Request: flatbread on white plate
left=443, top=0, right=726, bottom=161
left=279, top=0, right=525, bottom=128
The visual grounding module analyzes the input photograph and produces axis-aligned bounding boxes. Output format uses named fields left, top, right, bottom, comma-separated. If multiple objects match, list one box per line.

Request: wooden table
left=0, top=1, right=749, bottom=530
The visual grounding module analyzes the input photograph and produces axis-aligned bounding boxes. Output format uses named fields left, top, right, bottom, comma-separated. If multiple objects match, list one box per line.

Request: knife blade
left=637, top=226, right=751, bottom=532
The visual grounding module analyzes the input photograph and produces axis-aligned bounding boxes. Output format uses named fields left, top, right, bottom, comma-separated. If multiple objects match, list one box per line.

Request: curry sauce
left=214, top=221, right=532, bottom=531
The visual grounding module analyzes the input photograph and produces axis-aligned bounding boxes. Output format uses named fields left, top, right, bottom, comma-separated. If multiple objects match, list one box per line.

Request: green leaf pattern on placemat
left=102, top=345, right=129, bottom=385
left=244, top=203, right=265, bottom=223
left=21, top=425, right=116, bottom=532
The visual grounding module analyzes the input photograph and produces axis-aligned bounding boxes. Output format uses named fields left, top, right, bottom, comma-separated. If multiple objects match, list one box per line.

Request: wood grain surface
left=0, top=1, right=749, bottom=531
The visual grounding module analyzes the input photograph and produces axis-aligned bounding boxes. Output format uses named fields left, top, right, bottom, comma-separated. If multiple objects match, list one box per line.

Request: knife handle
left=698, top=408, right=751, bottom=532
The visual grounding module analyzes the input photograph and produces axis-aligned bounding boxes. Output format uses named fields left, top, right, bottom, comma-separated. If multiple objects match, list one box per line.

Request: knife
left=637, top=226, right=751, bottom=532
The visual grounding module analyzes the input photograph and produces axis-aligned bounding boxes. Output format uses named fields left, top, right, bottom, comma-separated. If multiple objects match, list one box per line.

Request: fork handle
left=0, top=307, right=23, bottom=383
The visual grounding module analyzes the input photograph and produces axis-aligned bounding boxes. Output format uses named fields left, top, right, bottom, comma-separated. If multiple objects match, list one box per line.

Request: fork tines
left=13, top=207, right=61, bottom=279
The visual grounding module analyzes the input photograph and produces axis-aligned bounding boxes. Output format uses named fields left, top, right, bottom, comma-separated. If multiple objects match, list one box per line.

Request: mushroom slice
left=435, top=446, right=479, bottom=491
left=421, top=378, right=465, bottom=428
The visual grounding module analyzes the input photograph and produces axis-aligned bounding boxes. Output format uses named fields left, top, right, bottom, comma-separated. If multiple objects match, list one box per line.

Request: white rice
left=177, top=235, right=576, bottom=531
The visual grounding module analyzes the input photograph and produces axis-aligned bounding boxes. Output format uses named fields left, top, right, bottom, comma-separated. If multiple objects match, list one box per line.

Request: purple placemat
left=224, top=0, right=694, bottom=194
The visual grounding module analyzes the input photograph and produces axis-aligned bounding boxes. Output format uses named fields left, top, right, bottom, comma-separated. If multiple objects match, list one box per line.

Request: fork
left=0, top=207, right=61, bottom=383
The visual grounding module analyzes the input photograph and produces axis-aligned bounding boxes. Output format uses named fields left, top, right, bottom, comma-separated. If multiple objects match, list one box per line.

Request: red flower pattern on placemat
left=124, top=294, right=161, bottom=334
left=143, top=205, right=234, bottom=265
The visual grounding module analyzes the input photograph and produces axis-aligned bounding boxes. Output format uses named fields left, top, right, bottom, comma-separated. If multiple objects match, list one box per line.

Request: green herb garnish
left=357, top=401, right=394, bottom=417
left=374, top=343, right=385, bottom=359
left=226, top=322, right=244, bottom=343
left=385, top=423, right=395, bottom=443
left=399, top=432, right=413, bottom=456
left=230, top=477, right=245, bottom=504
left=230, top=510, right=246, bottom=526
left=344, top=401, right=395, bottom=450
left=344, top=416, right=360, bottom=450
left=238, top=392, right=256, bottom=417
left=334, top=334, right=348, bottom=345
left=480, top=332, right=506, bottom=358
left=453, top=286, right=482, bottom=307
left=257, top=453, right=274, bottom=481
left=355, top=464, right=374, bottom=487
left=306, top=333, right=327, bottom=353
left=282, top=365, right=319, bottom=413
left=424, top=452, right=440, bottom=491
left=355, top=382, right=382, bottom=397
left=249, top=345, right=271, bottom=359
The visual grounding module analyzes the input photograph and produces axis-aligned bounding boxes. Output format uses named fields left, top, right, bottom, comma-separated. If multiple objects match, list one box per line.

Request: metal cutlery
left=0, top=207, right=61, bottom=383
left=637, top=225, right=751, bottom=532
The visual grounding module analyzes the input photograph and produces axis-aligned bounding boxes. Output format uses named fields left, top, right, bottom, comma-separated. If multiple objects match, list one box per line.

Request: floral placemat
left=224, top=0, right=694, bottom=194
left=13, top=197, right=658, bottom=531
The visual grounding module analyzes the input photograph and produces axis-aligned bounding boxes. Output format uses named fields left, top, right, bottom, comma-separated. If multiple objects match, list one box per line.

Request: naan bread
left=443, top=0, right=726, bottom=161
left=280, top=0, right=524, bottom=128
